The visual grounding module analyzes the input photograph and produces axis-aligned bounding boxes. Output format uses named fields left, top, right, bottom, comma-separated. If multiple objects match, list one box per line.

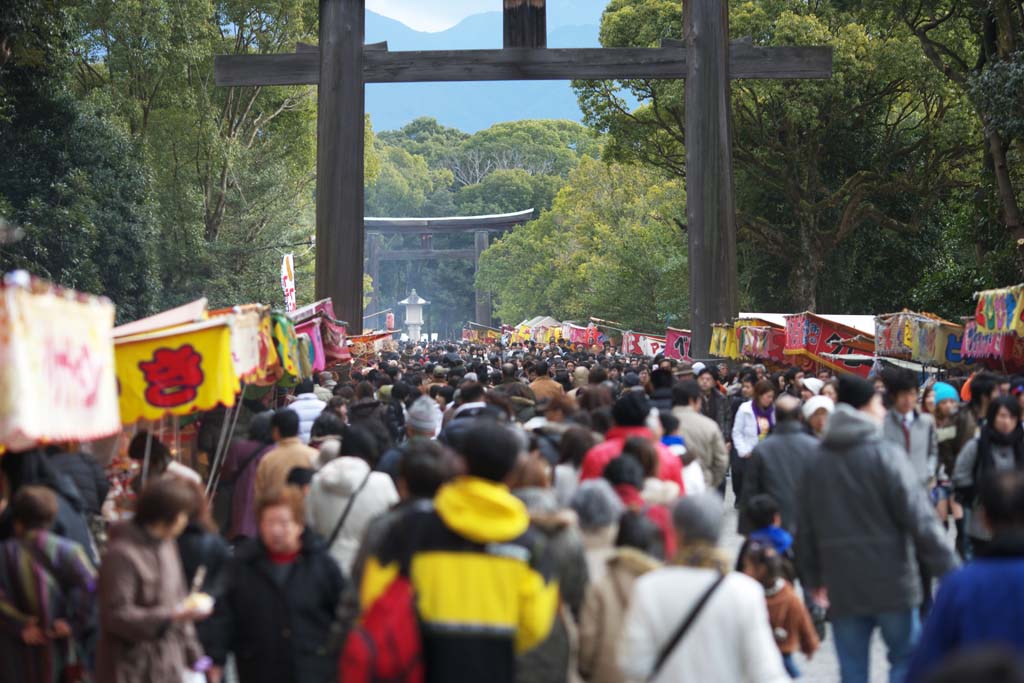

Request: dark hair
left=400, top=440, right=454, bottom=498
left=286, top=466, right=315, bottom=487
left=753, top=379, right=776, bottom=399
left=745, top=493, right=780, bottom=529
left=248, top=410, right=275, bottom=443
left=295, top=378, right=315, bottom=395
left=311, top=411, right=345, bottom=440
left=134, top=477, right=194, bottom=527
left=672, top=380, right=701, bottom=407
left=459, top=381, right=485, bottom=404
left=128, top=432, right=171, bottom=464
left=882, top=367, right=919, bottom=396
left=612, top=392, right=651, bottom=427
left=987, top=395, right=1022, bottom=426
left=271, top=408, right=300, bottom=438
left=535, top=361, right=550, bottom=376
left=616, top=510, right=665, bottom=560
left=971, top=373, right=1001, bottom=408
left=590, top=406, right=614, bottom=435
left=622, top=436, right=659, bottom=478
left=650, top=368, right=674, bottom=390
left=742, top=540, right=783, bottom=588
left=11, top=485, right=58, bottom=530
left=602, top=454, right=645, bottom=490
left=392, top=382, right=412, bottom=404
left=588, top=367, right=608, bottom=385
left=355, top=381, right=376, bottom=401
left=659, top=411, right=680, bottom=434
left=578, top=385, right=614, bottom=412
left=775, top=396, right=802, bottom=423
left=459, top=420, right=523, bottom=482
left=980, top=470, right=1024, bottom=530
left=559, top=426, right=599, bottom=468
left=340, top=424, right=380, bottom=466
left=697, top=366, right=718, bottom=382
left=739, top=370, right=757, bottom=385
left=784, top=367, right=801, bottom=382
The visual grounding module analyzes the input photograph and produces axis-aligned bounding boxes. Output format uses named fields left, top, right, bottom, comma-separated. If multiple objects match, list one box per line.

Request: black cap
left=838, top=375, right=877, bottom=409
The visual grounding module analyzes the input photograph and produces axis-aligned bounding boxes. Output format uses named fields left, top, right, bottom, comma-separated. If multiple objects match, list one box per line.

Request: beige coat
left=96, top=521, right=202, bottom=683
left=530, top=376, right=566, bottom=403
left=254, top=437, right=316, bottom=502
left=578, top=548, right=661, bottom=683
left=672, top=406, right=729, bottom=487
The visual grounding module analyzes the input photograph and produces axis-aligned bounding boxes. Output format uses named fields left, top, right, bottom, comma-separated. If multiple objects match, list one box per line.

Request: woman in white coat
left=306, top=424, right=398, bottom=576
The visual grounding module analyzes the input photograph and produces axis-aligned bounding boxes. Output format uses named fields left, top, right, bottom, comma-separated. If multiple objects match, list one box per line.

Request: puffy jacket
left=306, top=456, right=399, bottom=576
left=207, top=530, right=345, bottom=683
left=579, top=427, right=684, bottom=490
left=738, top=421, right=819, bottom=534
left=48, top=451, right=110, bottom=517
left=732, top=401, right=773, bottom=458
left=361, top=476, right=559, bottom=683
left=290, top=393, right=326, bottom=444
left=796, top=404, right=958, bottom=618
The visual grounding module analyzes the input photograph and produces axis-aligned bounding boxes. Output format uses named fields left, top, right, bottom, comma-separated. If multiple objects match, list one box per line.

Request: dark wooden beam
left=685, top=0, right=739, bottom=358
left=504, top=0, right=546, bottom=49
left=215, top=45, right=830, bottom=86
left=378, top=249, right=478, bottom=261
left=315, top=0, right=365, bottom=333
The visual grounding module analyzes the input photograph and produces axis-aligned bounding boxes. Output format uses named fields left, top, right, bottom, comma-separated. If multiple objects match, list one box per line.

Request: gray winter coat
left=952, top=437, right=1020, bottom=541
left=796, top=404, right=957, bottom=618
left=738, top=421, right=820, bottom=535
left=882, top=410, right=938, bottom=489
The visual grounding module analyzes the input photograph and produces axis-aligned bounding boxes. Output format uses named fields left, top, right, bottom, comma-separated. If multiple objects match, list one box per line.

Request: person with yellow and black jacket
left=360, top=419, right=559, bottom=683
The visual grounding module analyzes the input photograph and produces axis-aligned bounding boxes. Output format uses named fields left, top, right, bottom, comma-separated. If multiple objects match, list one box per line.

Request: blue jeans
left=832, top=610, right=921, bottom=683
left=782, top=653, right=801, bottom=678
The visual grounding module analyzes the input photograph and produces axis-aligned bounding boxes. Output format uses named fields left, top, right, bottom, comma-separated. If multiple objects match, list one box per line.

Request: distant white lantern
left=398, top=289, right=430, bottom=342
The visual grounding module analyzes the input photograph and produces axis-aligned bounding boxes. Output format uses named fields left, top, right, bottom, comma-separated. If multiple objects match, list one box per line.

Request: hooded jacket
left=290, top=393, right=327, bottom=444
left=796, top=404, right=957, bottom=618
left=578, top=548, right=661, bottom=683
left=306, top=456, right=399, bottom=576
left=361, top=476, right=559, bottom=683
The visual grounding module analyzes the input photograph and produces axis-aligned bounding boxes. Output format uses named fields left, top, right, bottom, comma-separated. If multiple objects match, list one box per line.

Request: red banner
left=784, top=313, right=873, bottom=377
left=665, top=327, right=693, bottom=361
left=622, top=332, right=667, bottom=357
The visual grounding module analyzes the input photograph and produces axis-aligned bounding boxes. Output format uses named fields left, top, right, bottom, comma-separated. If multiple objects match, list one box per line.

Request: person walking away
left=738, top=395, right=819, bottom=535
left=907, top=469, right=1024, bottom=682
left=216, top=410, right=275, bottom=541
left=732, top=380, right=777, bottom=504
left=580, top=393, right=684, bottom=489
left=377, top=396, right=442, bottom=483
left=796, top=376, right=958, bottom=683
left=96, top=478, right=209, bottom=683
left=578, top=511, right=663, bottom=683
left=671, top=381, right=729, bottom=489
left=740, top=541, right=819, bottom=679
left=359, top=420, right=559, bottom=683
left=0, top=486, right=97, bottom=683
left=47, top=445, right=109, bottom=522
left=254, top=409, right=318, bottom=503
left=570, top=480, right=626, bottom=584
left=618, top=494, right=789, bottom=683
left=176, top=481, right=231, bottom=663
left=930, top=382, right=966, bottom=557
left=530, top=361, right=566, bottom=403
left=952, top=396, right=1024, bottom=556
left=348, top=381, right=393, bottom=454
left=207, top=486, right=344, bottom=683
left=289, top=379, right=327, bottom=444
left=660, top=412, right=706, bottom=496
left=306, top=425, right=399, bottom=576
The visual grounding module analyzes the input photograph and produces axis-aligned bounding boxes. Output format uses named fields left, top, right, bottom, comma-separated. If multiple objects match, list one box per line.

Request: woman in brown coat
left=96, top=478, right=209, bottom=683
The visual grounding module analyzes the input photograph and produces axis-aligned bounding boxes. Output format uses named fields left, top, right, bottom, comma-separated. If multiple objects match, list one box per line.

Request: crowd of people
left=2, top=337, right=1024, bottom=683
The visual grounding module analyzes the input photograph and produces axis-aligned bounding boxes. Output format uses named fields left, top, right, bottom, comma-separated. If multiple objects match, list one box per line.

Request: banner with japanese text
left=622, top=332, right=667, bottom=357
left=665, top=327, right=693, bottom=361
left=974, top=284, right=1024, bottom=336
left=115, top=320, right=240, bottom=424
left=281, top=254, right=297, bottom=312
left=784, top=313, right=872, bottom=377
left=0, top=276, right=121, bottom=450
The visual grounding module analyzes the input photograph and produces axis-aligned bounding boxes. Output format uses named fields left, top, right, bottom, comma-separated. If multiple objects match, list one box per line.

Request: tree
left=366, top=142, right=454, bottom=217
left=477, top=158, right=688, bottom=331
left=455, top=169, right=562, bottom=216
left=575, top=0, right=976, bottom=311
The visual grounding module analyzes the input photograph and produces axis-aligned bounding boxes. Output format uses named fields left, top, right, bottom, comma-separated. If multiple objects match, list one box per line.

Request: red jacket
left=613, top=483, right=677, bottom=559
left=579, top=426, right=685, bottom=490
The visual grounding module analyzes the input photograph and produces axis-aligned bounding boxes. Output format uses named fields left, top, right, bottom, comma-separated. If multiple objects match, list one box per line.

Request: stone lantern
left=398, top=289, right=429, bottom=342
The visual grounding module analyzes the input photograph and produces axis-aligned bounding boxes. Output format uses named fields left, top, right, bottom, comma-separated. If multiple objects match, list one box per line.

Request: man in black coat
left=738, top=394, right=819, bottom=535
left=207, top=487, right=345, bottom=683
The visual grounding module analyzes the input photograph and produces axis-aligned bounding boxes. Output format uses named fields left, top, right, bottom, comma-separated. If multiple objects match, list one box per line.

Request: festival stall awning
left=784, top=312, right=875, bottom=377
left=875, top=311, right=966, bottom=367
left=349, top=331, right=400, bottom=358
left=115, top=318, right=241, bottom=424
left=288, top=298, right=351, bottom=366
left=0, top=272, right=121, bottom=450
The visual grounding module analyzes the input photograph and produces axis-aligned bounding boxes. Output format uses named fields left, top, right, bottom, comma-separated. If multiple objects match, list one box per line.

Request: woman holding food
left=96, top=477, right=211, bottom=683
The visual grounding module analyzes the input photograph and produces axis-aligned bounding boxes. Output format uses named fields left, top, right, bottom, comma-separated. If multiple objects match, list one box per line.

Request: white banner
left=281, top=254, right=297, bottom=312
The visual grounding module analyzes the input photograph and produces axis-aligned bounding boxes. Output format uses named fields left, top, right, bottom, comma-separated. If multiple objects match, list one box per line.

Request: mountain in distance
left=365, top=6, right=625, bottom=133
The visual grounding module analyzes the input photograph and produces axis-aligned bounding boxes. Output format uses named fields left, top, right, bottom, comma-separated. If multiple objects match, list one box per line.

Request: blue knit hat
left=933, top=382, right=959, bottom=405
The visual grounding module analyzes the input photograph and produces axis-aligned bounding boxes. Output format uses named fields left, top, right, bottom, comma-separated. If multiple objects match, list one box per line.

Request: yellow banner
left=116, top=321, right=239, bottom=424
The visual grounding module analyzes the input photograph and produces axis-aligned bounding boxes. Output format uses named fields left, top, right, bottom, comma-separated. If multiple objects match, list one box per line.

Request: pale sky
left=367, top=0, right=494, bottom=32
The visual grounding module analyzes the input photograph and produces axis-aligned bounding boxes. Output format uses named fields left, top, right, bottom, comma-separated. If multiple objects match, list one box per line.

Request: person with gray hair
left=571, top=479, right=626, bottom=584
left=618, top=494, right=789, bottom=683
left=377, top=395, right=441, bottom=483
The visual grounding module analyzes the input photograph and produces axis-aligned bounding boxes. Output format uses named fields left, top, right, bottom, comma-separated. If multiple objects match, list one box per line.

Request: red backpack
left=340, top=576, right=424, bottom=683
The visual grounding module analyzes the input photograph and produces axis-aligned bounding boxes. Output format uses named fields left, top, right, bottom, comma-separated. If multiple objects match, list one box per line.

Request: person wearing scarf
left=954, top=396, right=1024, bottom=555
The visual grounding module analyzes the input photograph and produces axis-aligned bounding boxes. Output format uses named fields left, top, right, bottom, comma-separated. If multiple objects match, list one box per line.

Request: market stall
left=784, top=312, right=875, bottom=377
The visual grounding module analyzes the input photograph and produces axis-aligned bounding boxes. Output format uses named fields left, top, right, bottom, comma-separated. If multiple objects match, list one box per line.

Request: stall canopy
left=875, top=311, right=966, bottom=367
left=0, top=272, right=121, bottom=450
left=784, top=312, right=875, bottom=377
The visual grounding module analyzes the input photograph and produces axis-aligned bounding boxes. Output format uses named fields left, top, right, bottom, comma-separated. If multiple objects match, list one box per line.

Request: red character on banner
left=138, top=345, right=205, bottom=408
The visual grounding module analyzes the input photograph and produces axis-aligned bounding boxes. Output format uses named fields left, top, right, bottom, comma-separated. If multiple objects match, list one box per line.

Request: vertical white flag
left=281, top=253, right=297, bottom=312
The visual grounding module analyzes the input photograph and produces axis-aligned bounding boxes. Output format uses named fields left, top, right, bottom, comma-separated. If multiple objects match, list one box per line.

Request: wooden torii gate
left=365, top=208, right=535, bottom=326
left=215, top=0, right=832, bottom=353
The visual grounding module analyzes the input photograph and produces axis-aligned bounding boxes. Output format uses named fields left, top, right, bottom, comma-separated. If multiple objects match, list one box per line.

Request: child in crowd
left=743, top=494, right=796, bottom=580
left=741, top=540, right=819, bottom=679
